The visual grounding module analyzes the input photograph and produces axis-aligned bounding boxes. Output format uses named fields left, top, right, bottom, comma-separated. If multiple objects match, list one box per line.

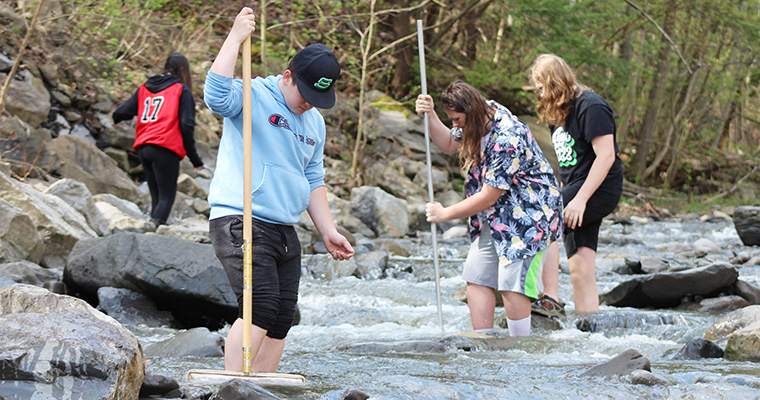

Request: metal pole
left=242, top=35, right=253, bottom=374
left=417, top=19, right=443, bottom=332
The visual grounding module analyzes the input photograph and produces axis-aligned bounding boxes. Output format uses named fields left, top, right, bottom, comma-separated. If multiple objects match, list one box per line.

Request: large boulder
left=350, top=186, right=408, bottom=238
left=64, top=233, right=237, bottom=328
left=0, top=172, right=97, bottom=269
left=600, top=263, right=739, bottom=309
left=51, top=135, right=144, bottom=205
left=0, top=284, right=143, bottom=400
left=734, top=206, right=760, bottom=246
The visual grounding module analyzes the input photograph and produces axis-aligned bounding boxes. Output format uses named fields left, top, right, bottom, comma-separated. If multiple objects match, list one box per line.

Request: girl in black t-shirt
left=529, top=54, right=623, bottom=315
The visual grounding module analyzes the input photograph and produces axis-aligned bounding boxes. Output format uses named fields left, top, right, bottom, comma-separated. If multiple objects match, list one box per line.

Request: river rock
left=350, top=186, right=409, bottom=238
left=703, top=305, right=760, bottom=341
left=52, top=135, right=145, bottom=206
left=0, top=171, right=97, bottom=269
left=341, top=389, right=371, bottom=400
left=143, top=327, right=224, bottom=358
left=304, top=253, right=358, bottom=280
left=0, top=284, right=143, bottom=400
left=333, top=339, right=446, bottom=354
left=730, top=280, right=760, bottom=305
left=724, top=320, right=760, bottom=361
left=0, top=198, right=45, bottom=264
left=626, top=370, right=671, bottom=386
left=139, top=373, right=180, bottom=398
left=734, top=206, right=760, bottom=246
left=575, top=311, right=683, bottom=332
left=600, top=263, right=739, bottom=309
left=64, top=232, right=237, bottom=328
left=580, top=348, right=651, bottom=377
left=691, top=238, right=723, bottom=254
left=673, top=337, right=724, bottom=360
left=354, top=250, right=388, bottom=280
left=45, top=178, right=111, bottom=236
left=215, top=379, right=284, bottom=400
left=97, top=286, right=177, bottom=327
left=695, top=295, right=750, bottom=313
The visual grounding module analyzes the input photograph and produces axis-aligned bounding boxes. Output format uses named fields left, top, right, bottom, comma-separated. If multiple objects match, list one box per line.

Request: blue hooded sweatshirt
left=204, top=71, right=326, bottom=225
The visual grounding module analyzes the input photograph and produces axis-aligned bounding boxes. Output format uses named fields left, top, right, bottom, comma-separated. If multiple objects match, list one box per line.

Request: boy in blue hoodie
left=204, top=7, right=354, bottom=373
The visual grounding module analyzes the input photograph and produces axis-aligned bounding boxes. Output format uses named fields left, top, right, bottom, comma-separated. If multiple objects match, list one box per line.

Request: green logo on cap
left=314, top=77, right=333, bottom=90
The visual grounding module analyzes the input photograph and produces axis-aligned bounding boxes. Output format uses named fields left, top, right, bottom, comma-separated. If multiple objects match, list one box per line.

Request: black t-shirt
left=550, top=90, right=623, bottom=188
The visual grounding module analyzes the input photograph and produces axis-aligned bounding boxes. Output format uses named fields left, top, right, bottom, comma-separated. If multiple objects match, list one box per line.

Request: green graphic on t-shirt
left=552, top=127, right=577, bottom=167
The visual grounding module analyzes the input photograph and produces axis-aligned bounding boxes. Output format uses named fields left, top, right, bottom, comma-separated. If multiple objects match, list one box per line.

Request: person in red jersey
left=113, top=53, right=204, bottom=226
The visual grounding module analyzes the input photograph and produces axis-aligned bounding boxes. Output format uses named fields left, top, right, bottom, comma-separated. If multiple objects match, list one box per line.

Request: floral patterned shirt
left=454, top=101, right=563, bottom=264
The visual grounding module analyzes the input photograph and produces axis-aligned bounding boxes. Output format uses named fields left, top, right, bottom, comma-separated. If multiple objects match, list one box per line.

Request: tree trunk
left=389, top=0, right=413, bottom=98
left=631, top=10, right=673, bottom=183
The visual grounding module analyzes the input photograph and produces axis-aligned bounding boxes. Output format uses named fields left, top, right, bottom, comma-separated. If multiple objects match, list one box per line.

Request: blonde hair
left=529, top=54, right=586, bottom=126
left=441, top=80, right=494, bottom=170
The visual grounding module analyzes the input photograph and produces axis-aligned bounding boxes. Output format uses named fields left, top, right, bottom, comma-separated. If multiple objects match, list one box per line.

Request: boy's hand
left=230, top=7, right=256, bottom=44
left=323, top=231, right=355, bottom=260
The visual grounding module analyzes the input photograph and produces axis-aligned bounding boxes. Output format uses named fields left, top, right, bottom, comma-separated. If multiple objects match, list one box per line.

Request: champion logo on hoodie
left=269, top=114, right=292, bottom=131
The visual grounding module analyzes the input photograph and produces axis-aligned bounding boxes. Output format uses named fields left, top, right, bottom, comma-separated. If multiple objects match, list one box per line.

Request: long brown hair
left=529, top=54, right=587, bottom=126
left=441, top=80, right=494, bottom=169
left=163, top=53, right=192, bottom=92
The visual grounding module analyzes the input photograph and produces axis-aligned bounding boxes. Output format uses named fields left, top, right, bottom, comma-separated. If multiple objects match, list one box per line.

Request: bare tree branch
left=623, top=0, right=693, bottom=74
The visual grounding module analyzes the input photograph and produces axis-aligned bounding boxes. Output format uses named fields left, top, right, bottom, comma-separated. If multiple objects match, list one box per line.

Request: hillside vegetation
left=1, top=0, right=759, bottom=213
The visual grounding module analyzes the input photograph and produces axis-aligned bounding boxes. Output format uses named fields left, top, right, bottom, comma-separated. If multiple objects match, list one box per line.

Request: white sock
left=507, top=315, right=531, bottom=337
left=473, top=328, right=493, bottom=334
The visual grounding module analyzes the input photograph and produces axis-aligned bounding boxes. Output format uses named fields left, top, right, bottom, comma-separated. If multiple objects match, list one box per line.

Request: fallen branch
left=702, top=166, right=759, bottom=203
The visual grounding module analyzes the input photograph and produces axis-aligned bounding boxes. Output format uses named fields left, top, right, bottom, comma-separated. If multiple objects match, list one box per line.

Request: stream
left=139, top=216, right=760, bottom=400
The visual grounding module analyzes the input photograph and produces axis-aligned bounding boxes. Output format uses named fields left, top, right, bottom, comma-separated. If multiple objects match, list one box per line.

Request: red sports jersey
left=134, top=82, right=187, bottom=158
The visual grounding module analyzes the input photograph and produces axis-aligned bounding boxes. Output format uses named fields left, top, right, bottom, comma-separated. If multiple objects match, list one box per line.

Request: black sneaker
left=532, top=295, right=566, bottom=318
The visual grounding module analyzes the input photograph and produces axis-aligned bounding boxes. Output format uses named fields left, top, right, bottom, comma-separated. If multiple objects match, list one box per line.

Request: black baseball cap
left=292, top=44, right=340, bottom=109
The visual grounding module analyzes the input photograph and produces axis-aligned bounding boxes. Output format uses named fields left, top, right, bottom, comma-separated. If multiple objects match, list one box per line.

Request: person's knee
left=266, top=299, right=297, bottom=339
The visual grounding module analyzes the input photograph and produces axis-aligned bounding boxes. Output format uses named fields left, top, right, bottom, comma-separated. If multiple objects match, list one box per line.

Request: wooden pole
left=242, top=35, right=253, bottom=374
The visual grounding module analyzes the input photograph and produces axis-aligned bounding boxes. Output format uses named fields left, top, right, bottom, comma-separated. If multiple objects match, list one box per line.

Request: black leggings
left=138, top=144, right=180, bottom=225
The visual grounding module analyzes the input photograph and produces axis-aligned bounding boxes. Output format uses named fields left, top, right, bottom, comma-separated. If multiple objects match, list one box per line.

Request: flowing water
left=142, top=217, right=760, bottom=400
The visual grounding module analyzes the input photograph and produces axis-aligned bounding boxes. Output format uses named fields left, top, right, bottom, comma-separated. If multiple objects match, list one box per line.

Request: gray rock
left=97, top=286, right=177, bottom=327
left=139, top=373, right=180, bottom=398
left=575, top=311, right=684, bottom=332
left=734, top=206, right=760, bottom=246
left=0, top=284, right=143, bottom=400
left=350, top=186, right=409, bottom=238
left=600, top=263, right=739, bottom=309
left=580, top=348, right=651, bottom=377
left=704, top=305, right=760, bottom=341
left=341, top=389, right=371, bottom=400
left=215, top=379, right=283, bottom=400
left=0, top=70, right=50, bottom=128
left=0, top=172, right=97, bottom=269
left=45, top=178, right=110, bottom=236
left=64, top=233, right=237, bottom=328
left=52, top=135, right=145, bottom=206
left=0, top=198, right=45, bottom=264
left=333, top=339, right=446, bottom=354
left=673, top=337, right=724, bottom=360
left=0, top=260, right=60, bottom=287
left=0, top=116, right=60, bottom=176
left=143, top=327, right=224, bottom=358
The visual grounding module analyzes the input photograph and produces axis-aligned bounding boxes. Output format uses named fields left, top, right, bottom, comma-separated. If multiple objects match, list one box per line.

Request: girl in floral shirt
left=416, top=80, right=562, bottom=337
